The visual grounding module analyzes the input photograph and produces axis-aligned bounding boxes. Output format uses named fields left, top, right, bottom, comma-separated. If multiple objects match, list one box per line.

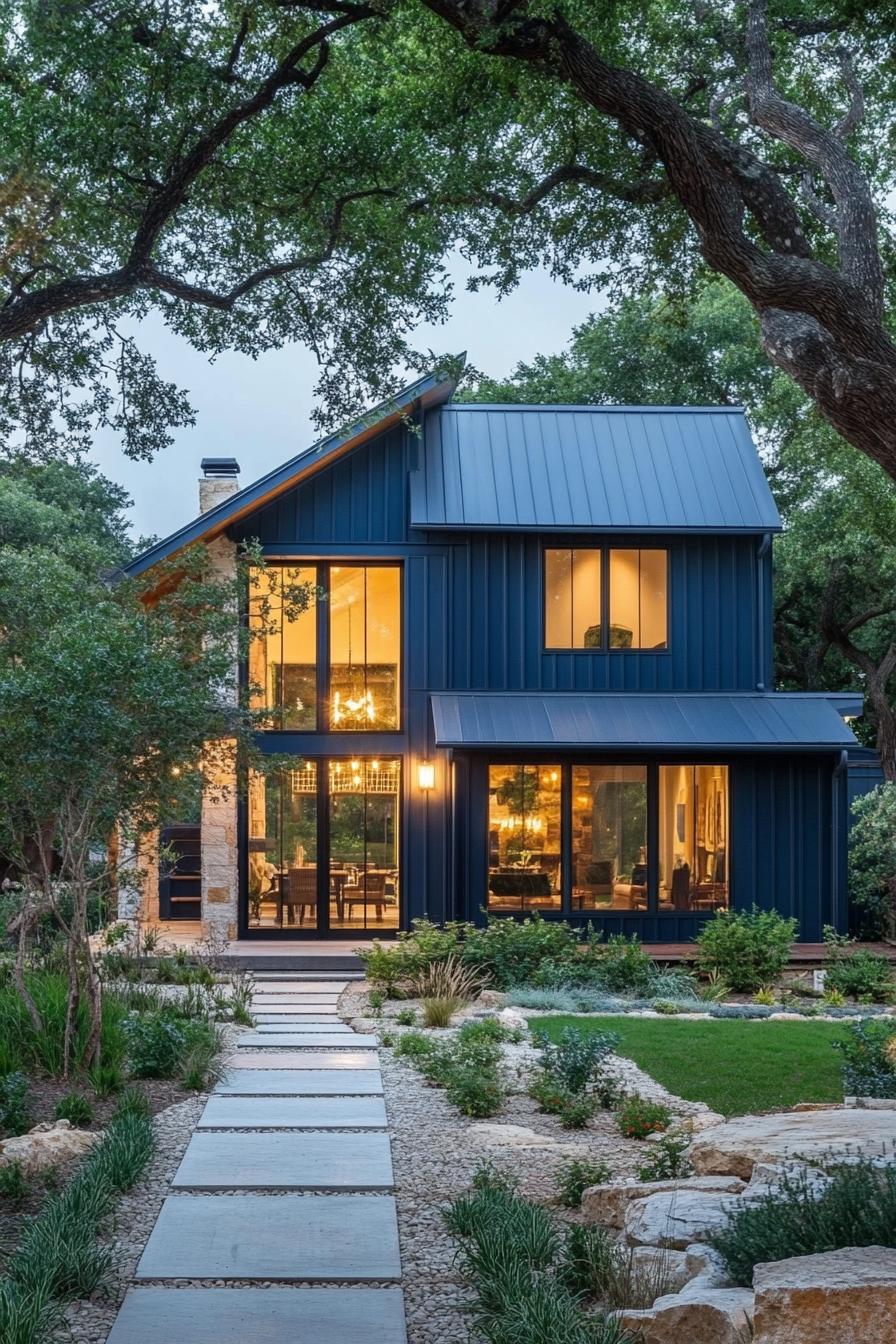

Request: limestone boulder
left=614, top=1287, right=754, bottom=1344
left=0, top=1119, right=99, bottom=1173
left=477, top=990, right=508, bottom=1009
left=753, top=1245, right=896, bottom=1344
left=683, top=1244, right=731, bottom=1292
left=624, top=1188, right=752, bottom=1249
left=467, top=1122, right=587, bottom=1153
left=583, top=1176, right=746, bottom=1229
left=496, top=1007, right=528, bottom=1033
left=629, top=1246, right=693, bottom=1294
left=689, top=1108, right=896, bottom=1180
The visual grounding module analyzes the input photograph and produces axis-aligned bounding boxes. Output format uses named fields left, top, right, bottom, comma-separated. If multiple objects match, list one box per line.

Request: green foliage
left=556, top=1158, right=612, bottom=1209
left=559, top=1224, right=680, bottom=1311
left=123, top=1012, right=189, bottom=1078
left=823, top=929, right=894, bottom=1002
left=396, top=1019, right=507, bottom=1118
left=696, top=907, right=797, bottom=992
left=0, top=1072, right=31, bottom=1137
left=462, top=917, right=584, bottom=991
left=179, top=1024, right=225, bottom=1092
left=0, top=973, right=128, bottom=1078
left=636, top=1133, right=691, bottom=1182
left=0, top=1160, right=27, bottom=1201
left=5, top=1097, right=154, bottom=1316
left=0, top=1279, right=64, bottom=1344
left=711, top=1161, right=896, bottom=1287
left=53, top=1093, right=93, bottom=1128
left=834, top=1018, right=896, bottom=1097
left=444, top=1179, right=632, bottom=1344
left=532, top=1026, right=620, bottom=1096
left=615, top=1097, right=671, bottom=1140
left=88, top=1064, right=124, bottom=1098
left=395, top=1008, right=417, bottom=1027
left=848, top=786, right=896, bottom=937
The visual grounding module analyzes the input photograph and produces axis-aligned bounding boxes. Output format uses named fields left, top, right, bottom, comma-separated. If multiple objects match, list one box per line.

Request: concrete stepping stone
left=197, top=1094, right=388, bottom=1129
left=225, top=1050, right=379, bottom=1069
left=253, top=1021, right=352, bottom=1032
left=249, top=981, right=348, bottom=993
left=108, top=1287, right=407, bottom=1344
left=237, top=1033, right=377, bottom=1049
left=215, top=1069, right=383, bottom=1095
left=253, top=1013, right=343, bottom=1024
left=172, top=1131, right=393, bottom=1190
left=251, top=999, right=340, bottom=1009
left=136, top=1194, right=401, bottom=1280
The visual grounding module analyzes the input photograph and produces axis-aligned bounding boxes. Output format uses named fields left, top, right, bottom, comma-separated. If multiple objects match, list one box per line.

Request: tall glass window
left=328, top=758, right=401, bottom=930
left=248, top=566, right=317, bottom=729
left=329, top=566, right=401, bottom=730
left=571, top=766, right=648, bottom=911
left=659, top=765, right=729, bottom=911
left=544, top=549, right=601, bottom=648
left=487, top=765, right=562, bottom=911
left=609, top=549, right=668, bottom=649
left=247, top=764, right=319, bottom=929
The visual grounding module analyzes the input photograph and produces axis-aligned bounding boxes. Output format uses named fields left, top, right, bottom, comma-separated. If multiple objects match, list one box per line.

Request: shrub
left=358, top=920, right=467, bottom=994
left=848, top=783, right=896, bottom=939
left=395, top=1008, right=417, bottom=1026
left=461, top=915, right=583, bottom=989
left=179, top=1023, right=225, bottom=1091
left=393, top=1030, right=435, bottom=1060
left=556, top=1158, right=612, bottom=1208
left=616, top=1096, right=671, bottom=1140
left=0, top=1159, right=27, bottom=1201
left=54, top=1093, right=94, bottom=1128
left=444, top=1066, right=504, bottom=1117
left=557, top=1094, right=599, bottom=1129
left=421, top=996, right=463, bottom=1028
left=590, top=935, right=655, bottom=995
left=823, top=928, right=894, bottom=1002
left=636, top=1132, right=691, bottom=1182
left=696, top=906, right=797, bottom=992
left=0, top=1073, right=31, bottom=1137
left=833, top=1017, right=896, bottom=1097
left=711, top=1159, right=896, bottom=1286
left=123, top=1011, right=188, bottom=1077
left=532, top=1025, right=620, bottom=1095
left=366, top=989, right=385, bottom=1016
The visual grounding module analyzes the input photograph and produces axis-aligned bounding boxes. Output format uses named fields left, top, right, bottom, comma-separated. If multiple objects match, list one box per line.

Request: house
left=123, top=367, right=879, bottom=943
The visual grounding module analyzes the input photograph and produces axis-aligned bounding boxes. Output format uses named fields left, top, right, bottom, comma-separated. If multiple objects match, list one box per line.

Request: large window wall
left=248, top=563, right=401, bottom=731
left=486, top=761, right=728, bottom=915
left=247, top=757, right=401, bottom=932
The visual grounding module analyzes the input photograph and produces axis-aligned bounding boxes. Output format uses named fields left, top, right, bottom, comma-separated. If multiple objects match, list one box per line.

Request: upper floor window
left=249, top=563, right=401, bottom=731
left=544, top=546, right=667, bottom=650
left=330, top=565, right=401, bottom=731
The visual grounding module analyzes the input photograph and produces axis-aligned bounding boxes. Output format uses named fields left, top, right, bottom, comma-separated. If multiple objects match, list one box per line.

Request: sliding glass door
left=246, top=757, right=401, bottom=934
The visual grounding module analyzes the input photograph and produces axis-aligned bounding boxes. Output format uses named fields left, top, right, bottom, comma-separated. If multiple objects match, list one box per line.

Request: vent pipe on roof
left=198, top=457, right=241, bottom=513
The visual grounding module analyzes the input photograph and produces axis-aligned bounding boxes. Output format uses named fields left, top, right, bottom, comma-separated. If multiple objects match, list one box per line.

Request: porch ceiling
left=429, top=691, right=859, bottom=752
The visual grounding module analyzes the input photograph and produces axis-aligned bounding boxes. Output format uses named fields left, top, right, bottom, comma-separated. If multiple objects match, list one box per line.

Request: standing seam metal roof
left=410, top=405, right=781, bottom=533
left=429, top=692, right=856, bottom=750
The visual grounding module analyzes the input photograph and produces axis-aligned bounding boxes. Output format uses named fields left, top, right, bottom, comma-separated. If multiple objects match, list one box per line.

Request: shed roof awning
left=430, top=692, right=858, bottom=752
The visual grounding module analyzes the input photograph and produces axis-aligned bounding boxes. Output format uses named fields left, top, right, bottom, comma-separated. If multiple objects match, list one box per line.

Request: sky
left=90, top=259, right=601, bottom=540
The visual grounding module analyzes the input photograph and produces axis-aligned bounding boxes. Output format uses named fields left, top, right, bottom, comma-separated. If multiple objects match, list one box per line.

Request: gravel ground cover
left=340, top=982, right=702, bottom=1344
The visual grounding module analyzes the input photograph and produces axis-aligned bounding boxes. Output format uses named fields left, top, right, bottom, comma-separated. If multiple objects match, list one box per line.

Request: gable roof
left=409, top=404, right=781, bottom=533
left=122, top=366, right=458, bottom=579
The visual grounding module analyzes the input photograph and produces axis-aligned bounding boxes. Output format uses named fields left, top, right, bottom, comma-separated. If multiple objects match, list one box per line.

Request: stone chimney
left=199, top=457, right=241, bottom=513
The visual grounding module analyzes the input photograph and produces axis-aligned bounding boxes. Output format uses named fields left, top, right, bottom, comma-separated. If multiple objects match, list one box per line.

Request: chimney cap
left=201, top=457, right=240, bottom=478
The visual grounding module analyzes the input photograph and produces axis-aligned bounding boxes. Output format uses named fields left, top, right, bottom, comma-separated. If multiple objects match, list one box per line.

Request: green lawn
left=533, top=1016, right=851, bottom=1117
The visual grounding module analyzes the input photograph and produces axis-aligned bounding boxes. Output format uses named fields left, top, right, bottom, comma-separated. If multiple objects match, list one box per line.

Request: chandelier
left=331, top=601, right=376, bottom=727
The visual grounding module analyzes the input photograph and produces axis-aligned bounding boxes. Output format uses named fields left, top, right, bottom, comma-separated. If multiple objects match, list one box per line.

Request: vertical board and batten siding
left=228, top=418, right=843, bottom=936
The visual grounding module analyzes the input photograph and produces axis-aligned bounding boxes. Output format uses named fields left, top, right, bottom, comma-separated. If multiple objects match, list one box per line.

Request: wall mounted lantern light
left=418, top=761, right=435, bottom=792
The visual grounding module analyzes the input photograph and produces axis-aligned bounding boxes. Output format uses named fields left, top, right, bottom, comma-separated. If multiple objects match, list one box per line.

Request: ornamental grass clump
left=443, top=1168, right=636, bottom=1344
left=711, top=1159, right=896, bottom=1286
left=559, top=1224, right=681, bottom=1311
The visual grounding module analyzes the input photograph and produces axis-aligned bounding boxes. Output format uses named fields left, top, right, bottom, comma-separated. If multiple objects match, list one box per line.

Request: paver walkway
left=108, top=974, right=406, bottom=1343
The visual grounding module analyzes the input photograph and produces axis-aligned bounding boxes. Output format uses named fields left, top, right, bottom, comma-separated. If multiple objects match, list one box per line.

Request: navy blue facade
left=219, top=411, right=866, bottom=941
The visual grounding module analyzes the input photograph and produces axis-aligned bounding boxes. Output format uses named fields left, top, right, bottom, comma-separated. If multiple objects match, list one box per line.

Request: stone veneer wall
left=199, top=526, right=240, bottom=940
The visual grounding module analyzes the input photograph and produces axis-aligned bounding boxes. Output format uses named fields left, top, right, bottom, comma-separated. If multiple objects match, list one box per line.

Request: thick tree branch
left=745, top=0, right=883, bottom=316
left=408, top=162, right=669, bottom=215
left=0, top=9, right=371, bottom=345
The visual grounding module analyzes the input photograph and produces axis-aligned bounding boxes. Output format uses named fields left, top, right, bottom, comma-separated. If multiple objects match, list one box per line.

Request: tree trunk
left=13, top=898, right=44, bottom=1037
